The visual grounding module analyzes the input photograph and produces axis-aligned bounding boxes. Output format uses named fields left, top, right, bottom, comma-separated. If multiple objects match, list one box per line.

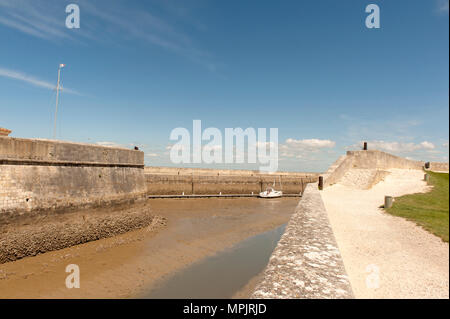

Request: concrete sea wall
left=322, top=154, right=354, bottom=188
left=429, top=162, right=449, bottom=173
left=347, top=150, right=425, bottom=170
left=145, top=166, right=316, bottom=177
left=0, top=137, right=143, bottom=165
left=323, top=150, right=426, bottom=188
left=0, top=137, right=146, bottom=222
left=252, top=183, right=353, bottom=298
left=145, top=168, right=319, bottom=195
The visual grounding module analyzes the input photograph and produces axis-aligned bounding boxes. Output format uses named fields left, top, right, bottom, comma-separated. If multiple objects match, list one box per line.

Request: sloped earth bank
left=339, top=169, right=390, bottom=190
left=321, top=169, right=449, bottom=298
left=0, top=197, right=297, bottom=298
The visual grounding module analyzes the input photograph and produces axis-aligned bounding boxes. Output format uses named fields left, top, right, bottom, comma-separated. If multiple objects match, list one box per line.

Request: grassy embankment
left=386, top=171, right=449, bottom=242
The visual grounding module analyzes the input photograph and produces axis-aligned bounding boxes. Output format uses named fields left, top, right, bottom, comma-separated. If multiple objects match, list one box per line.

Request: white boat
left=259, top=187, right=283, bottom=198
left=259, top=177, right=283, bottom=198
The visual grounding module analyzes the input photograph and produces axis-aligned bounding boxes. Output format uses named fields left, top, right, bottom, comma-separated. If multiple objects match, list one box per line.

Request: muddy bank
left=0, top=197, right=298, bottom=298
left=0, top=202, right=165, bottom=264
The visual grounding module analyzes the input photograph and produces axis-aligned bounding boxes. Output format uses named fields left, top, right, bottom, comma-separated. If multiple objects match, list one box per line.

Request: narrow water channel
left=143, top=224, right=286, bottom=299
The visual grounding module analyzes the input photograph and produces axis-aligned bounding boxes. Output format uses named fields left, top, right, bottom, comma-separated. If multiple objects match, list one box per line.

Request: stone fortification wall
left=0, top=137, right=146, bottom=222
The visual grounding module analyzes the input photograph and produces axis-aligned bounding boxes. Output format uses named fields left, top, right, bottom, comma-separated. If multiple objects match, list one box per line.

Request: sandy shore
left=0, top=197, right=297, bottom=298
left=321, top=168, right=449, bottom=298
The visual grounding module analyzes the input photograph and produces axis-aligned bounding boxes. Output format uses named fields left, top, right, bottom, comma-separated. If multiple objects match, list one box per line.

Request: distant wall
left=429, top=162, right=449, bottom=173
left=144, top=166, right=316, bottom=177
left=145, top=168, right=319, bottom=195
left=0, top=137, right=146, bottom=222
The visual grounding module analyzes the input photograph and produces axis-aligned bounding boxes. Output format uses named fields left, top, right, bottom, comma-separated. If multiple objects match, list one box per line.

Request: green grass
left=385, top=171, right=449, bottom=242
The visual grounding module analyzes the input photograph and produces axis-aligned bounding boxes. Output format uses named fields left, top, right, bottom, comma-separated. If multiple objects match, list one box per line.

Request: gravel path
left=321, top=169, right=449, bottom=299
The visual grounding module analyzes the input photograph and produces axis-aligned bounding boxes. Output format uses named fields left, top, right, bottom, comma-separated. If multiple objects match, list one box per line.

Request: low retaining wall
left=252, top=183, right=353, bottom=298
left=429, top=162, right=449, bottom=172
left=0, top=137, right=146, bottom=222
left=145, top=171, right=319, bottom=195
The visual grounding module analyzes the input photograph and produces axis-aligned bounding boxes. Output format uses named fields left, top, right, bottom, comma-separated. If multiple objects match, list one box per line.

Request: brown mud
left=0, top=197, right=298, bottom=298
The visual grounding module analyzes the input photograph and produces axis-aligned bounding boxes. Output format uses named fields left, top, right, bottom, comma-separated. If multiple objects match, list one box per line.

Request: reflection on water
left=144, top=224, right=286, bottom=299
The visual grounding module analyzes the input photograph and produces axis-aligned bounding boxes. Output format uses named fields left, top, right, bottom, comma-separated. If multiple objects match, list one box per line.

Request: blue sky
left=0, top=0, right=448, bottom=172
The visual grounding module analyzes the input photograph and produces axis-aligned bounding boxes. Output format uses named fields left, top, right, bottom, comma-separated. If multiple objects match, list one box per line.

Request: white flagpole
left=53, top=64, right=64, bottom=139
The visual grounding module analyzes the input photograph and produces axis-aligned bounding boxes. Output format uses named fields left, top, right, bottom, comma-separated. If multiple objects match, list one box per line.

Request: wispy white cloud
left=437, top=0, right=449, bottom=13
left=95, top=141, right=125, bottom=148
left=279, top=138, right=336, bottom=159
left=0, top=66, right=80, bottom=94
left=79, top=0, right=216, bottom=70
left=0, top=0, right=217, bottom=70
left=419, top=141, right=436, bottom=150
left=96, top=142, right=163, bottom=157
left=0, top=0, right=77, bottom=40
left=352, top=140, right=435, bottom=153
left=203, top=144, right=223, bottom=152
left=146, top=153, right=160, bottom=158
left=347, top=140, right=447, bottom=162
left=343, top=115, right=423, bottom=143
left=284, top=138, right=336, bottom=149
left=0, top=15, right=47, bottom=39
left=152, top=0, right=208, bottom=32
